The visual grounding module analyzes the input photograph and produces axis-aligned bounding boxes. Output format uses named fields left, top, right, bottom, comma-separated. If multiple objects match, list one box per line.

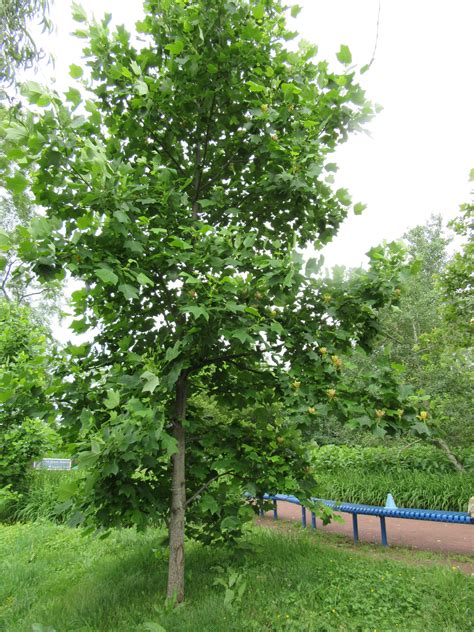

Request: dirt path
left=261, top=501, right=474, bottom=556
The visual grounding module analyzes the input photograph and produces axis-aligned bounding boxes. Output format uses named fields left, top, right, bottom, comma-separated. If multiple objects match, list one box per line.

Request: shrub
left=311, top=443, right=473, bottom=474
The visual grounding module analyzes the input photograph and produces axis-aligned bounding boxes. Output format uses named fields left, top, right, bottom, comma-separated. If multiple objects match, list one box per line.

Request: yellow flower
left=418, top=410, right=429, bottom=421
left=319, top=347, right=328, bottom=355
left=331, top=355, right=342, bottom=368
left=327, top=388, right=336, bottom=399
left=375, top=409, right=385, bottom=419
left=307, top=406, right=316, bottom=414
left=396, top=409, right=404, bottom=417
left=292, top=380, right=301, bottom=389
left=323, top=293, right=332, bottom=303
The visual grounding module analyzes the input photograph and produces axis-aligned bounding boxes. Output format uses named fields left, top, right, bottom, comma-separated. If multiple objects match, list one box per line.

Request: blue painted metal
left=352, top=513, right=359, bottom=543
left=256, top=493, right=472, bottom=548
left=301, top=505, right=307, bottom=528
left=380, top=516, right=388, bottom=546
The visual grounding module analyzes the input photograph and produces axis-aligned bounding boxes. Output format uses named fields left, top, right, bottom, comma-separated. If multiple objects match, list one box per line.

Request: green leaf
left=244, top=306, right=259, bottom=317
left=231, top=329, right=253, bottom=345
left=130, top=60, right=141, bottom=76
left=135, top=80, right=148, bottom=96
left=4, top=123, right=28, bottom=143
left=72, top=2, right=87, bottom=22
left=136, top=272, right=154, bottom=287
left=65, top=87, right=82, bottom=108
left=305, top=257, right=323, bottom=276
left=141, top=370, right=160, bottom=394
left=169, top=237, right=193, bottom=250
left=336, top=45, right=352, bottom=65
left=246, top=80, right=265, bottom=93
left=165, top=341, right=182, bottom=363
left=0, top=230, right=12, bottom=252
left=354, top=202, right=366, bottom=216
left=119, top=284, right=139, bottom=300
left=252, top=4, right=265, bottom=20
left=161, top=431, right=178, bottom=458
left=181, top=305, right=209, bottom=321
left=104, top=389, right=120, bottom=409
left=207, top=63, right=218, bottom=74
left=412, top=421, right=430, bottom=436
left=95, top=268, right=118, bottom=285
left=291, top=5, right=302, bottom=18
left=165, top=40, right=184, bottom=55
left=335, top=188, right=352, bottom=206
left=200, top=494, right=219, bottom=514
left=69, top=64, right=83, bottom=79
left=5, top=173, right=28, bottom=194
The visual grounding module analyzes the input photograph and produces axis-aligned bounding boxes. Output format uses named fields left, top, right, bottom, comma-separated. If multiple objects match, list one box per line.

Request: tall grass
left=13, top=470, right=78, bottom=523
left=317, top=471, right=474, bottom=512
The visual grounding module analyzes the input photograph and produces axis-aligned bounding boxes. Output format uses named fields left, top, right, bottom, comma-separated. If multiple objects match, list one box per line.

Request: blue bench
left=261, top=493, right=473, bottom=546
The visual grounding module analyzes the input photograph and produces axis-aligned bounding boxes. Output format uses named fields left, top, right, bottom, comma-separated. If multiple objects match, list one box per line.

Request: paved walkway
left=262, top=501, right=474, bottom=556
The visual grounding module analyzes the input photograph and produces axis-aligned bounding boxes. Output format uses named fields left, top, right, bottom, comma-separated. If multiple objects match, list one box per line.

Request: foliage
left=0, top=0, right=52, bottom=86
left=0, top=523, right=472, bottom=631
left=440, top=200, right=473, bottom=335
left=0, top=299, right=60, bottom=491
left=0, top=0, right=426, bottom=599
left=317, top=470, right=474, bottom=512
left=340, top=214, right=473, bottom=448
left=0, top=417, right=60, bottom=489
left=311, top=443, right=474, bottom=475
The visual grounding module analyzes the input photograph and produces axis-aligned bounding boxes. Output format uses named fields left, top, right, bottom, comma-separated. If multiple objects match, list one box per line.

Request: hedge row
left=311, top=444, right=474, bottom=474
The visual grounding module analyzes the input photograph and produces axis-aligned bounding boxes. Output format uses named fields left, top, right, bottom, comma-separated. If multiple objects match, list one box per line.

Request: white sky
left=28, top=0, right=473, bottom=342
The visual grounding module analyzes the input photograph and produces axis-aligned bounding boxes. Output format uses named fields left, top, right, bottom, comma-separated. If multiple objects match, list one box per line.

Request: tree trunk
left=166, top=372, right=187, bottom=602
left=432, top=438, right=465, bottom=473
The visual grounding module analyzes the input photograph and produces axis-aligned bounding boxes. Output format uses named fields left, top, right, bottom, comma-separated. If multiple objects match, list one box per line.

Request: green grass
left=0, top=524, right=472, bottom=631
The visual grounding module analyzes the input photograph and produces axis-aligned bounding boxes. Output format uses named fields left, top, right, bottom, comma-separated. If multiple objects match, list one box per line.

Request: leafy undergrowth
left=0, top=524, right=472, bottom=632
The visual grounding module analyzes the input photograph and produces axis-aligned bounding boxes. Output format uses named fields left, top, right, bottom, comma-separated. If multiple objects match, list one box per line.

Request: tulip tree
left=0, top=0, right=422, bottom=601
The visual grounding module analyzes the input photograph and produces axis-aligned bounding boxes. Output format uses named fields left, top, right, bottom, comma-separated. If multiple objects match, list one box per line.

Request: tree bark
left=432, top=438, right=465, bottom=473
left=166, top=372, right=187, bottom=602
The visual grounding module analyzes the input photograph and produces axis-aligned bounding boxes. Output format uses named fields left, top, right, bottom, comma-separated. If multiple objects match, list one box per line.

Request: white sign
left=33, top=458, right=72, bottom=471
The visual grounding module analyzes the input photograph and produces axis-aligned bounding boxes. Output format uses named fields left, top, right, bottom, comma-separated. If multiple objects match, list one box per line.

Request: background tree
left=0, top=299, right=60, bottom=492
left=0, top=0, right=52, bottom=86
left=1, top=0, right=425, bottom=601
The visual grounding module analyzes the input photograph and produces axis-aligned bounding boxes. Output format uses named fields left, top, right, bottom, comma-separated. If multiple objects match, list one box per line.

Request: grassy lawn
left=0, top=523, right=472, bottom=632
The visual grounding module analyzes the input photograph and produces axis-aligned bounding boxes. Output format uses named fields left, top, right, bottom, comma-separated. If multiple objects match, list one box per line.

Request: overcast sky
left=34, top=0, right=474, bottom=273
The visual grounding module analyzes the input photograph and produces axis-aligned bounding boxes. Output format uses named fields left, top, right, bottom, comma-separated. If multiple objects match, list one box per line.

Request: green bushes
left=311, top=443, right=474, bottom=474
left=317, top=471, right=474, bottom=512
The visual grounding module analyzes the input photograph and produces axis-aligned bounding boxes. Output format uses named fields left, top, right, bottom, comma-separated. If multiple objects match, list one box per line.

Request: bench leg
left=311, top=511, right=316, bottom=529
left=352, top=514, right=359, bottom=543
left=273, top=500, right=278, bottom=520
left=301, top=506, right=307, bottom=528
left=380, top=516, right=388, bottom=546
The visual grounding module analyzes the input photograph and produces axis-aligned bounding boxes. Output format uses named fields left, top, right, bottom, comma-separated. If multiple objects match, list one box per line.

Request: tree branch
left=185, top=470, right=234, bottom=508
left=189, top=351, right=252, bottom=373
